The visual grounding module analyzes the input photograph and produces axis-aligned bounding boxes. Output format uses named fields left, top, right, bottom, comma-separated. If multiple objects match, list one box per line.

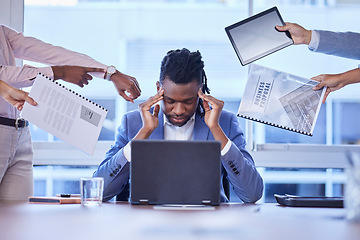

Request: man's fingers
left=311, top=75, right=325, bottom=90
left=275, top=25, right=285, bottom=31
left=198, top=89, right=211, bottom=107
left=275, top=24, right=289, bottom=32
left=14, top=102, right=23, bottom=111
left=129, top=76, right=141, bottom=93
left=199, top=92, right=220, bottom=106
left=140, top=89, right=163, bottom=108
left=202, top=98, right=211, bottom=112
left=147, top=91, right=163, bottom=106
left=311, top=75, right=322, bottom=82
left=322, top=91, right=330, bottom=103
left=198, top=89, right=224, bottom=112
left=83, top=73, right=93, bottom=81
left=84, top=67, right=106, bottom=73
left=119, top=91, right=134, bottom=103
left=153, top=104, right=160, bottom=118
left=82, top=77, right=91, bottom=85
left=24, top=94, right=37, bottom=106
left=127, top=76, right=141, bottom=98
left=126, top=82, right=141, bottom=99
left=313, top=82, right=325, bottom=90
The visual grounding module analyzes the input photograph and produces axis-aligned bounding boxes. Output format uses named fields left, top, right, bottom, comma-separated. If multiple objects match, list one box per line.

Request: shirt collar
left=163, top=112, right=196, bottom=128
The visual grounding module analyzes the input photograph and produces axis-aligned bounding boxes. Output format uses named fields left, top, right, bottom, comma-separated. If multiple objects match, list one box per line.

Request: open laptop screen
left=130, top=140, right=221, bottom=206
left=225, top=6, right=293, bottom=66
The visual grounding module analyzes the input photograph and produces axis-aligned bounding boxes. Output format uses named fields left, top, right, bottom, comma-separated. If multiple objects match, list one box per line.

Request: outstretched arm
left=51, top=66, right=105, bottom=87
left=2, top=25, right=142, bottom=101
left=312, top=68, right=360, bottom=103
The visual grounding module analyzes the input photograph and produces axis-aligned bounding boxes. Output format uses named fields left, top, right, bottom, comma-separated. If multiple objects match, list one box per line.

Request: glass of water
left=80, top=177, right=104, bottom=207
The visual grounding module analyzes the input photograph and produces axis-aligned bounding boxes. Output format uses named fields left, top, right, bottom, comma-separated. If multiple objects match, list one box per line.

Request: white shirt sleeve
left=308, top=30, right=320, bottom=51
left=2, top=25, right=107, bottom=82
left=220, top=137, right=232, bottom=156
left=123, top=142, right=132, bottom=162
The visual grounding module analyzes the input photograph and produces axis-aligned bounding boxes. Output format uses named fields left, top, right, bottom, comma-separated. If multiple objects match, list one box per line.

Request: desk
left=0, top=202, right=359, bottom=240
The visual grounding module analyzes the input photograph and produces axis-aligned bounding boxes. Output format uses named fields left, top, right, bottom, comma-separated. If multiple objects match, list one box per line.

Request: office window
left=332, top=101, right=360, bottom=144
left=22, top=0, right=360, bottom=201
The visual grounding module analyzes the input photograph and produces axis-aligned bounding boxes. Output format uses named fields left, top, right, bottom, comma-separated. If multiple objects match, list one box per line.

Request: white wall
left=0, top=0, right=24, bottom=31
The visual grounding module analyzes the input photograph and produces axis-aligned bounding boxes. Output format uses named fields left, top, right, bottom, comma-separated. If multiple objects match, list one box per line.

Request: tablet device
left=274, top=194, right=344, bottom=208
left=225, top=6, right=293, bottom=66
left=130, top=140, right=221, bottom=206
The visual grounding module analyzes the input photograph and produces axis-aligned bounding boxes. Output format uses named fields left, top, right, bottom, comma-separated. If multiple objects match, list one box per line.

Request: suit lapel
left=193, top=113, right=211, bottom=140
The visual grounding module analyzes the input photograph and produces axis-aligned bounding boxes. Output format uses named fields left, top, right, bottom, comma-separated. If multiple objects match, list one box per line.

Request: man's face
left=157, top=77, right=200, bottom=127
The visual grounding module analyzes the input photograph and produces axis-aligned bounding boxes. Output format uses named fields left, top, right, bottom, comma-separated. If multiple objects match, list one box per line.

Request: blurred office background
left=2, top=0, right=360, bottom=202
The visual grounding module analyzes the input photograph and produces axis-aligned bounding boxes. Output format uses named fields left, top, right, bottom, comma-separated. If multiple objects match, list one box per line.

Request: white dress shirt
left=163, top=113, right=195, bottom=141
left=308, top=30, right=320, bottom=51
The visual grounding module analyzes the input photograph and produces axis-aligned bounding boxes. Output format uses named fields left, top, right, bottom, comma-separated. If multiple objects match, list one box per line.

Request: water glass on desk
left=80, top=177, right=104, bottom=207
left=345, top=152, right=360, bottom=221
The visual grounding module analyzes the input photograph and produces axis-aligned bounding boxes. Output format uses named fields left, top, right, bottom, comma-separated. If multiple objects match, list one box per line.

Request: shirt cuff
left=38, top=66, right=54, bottom=79
left=123, top=142, right=131, bottom=162
left=221, top=138, right=232, bottom=156
left=308, top=30, right=320, bottom=51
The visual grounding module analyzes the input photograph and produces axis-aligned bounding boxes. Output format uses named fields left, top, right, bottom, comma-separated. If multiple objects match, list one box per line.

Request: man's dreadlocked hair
left=159, top=48, right=210, bottom=117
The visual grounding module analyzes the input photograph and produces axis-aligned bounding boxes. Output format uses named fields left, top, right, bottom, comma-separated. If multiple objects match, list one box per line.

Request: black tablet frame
left=225, top=6, right=293, bottom=66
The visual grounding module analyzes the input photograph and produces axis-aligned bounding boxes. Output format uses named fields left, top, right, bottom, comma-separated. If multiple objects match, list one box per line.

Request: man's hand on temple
left=198, top=89, right=224, bottom=129
left=135, top=88, right=164, bottom=139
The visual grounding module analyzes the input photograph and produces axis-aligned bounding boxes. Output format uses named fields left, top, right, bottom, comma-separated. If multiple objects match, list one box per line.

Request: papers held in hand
left=237, top=64, right=326, bottom=136
left=22, top=74, right=108, bottom=155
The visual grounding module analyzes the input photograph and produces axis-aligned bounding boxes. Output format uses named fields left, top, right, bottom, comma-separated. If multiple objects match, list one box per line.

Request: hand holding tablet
left=225, top=6, right=293, bottom=66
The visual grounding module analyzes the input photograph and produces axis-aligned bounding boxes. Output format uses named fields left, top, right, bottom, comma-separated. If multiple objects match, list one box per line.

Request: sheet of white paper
left=238, top=64, right=326, bottom=136
left=22, top=74, right=107, bottom=155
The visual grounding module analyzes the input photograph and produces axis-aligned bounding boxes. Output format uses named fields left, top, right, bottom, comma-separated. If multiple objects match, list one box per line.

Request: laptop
left=130, top=140, right=221, bottom=206
left=225, top=6, right=293, bottom=66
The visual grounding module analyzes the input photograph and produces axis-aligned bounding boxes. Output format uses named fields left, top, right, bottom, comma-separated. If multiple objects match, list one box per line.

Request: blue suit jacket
left=313, top=30, right=360, bottom=60
left=93, top=109, right=264, bottom=203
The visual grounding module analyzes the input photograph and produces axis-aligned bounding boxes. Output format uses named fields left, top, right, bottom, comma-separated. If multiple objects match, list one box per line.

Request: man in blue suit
left=93, top=48, right=264, bottom=203
left=276, top=22, right=360, bottom=103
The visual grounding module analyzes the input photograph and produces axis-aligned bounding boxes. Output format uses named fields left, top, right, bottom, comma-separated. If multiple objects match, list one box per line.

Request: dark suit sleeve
left=220, top=112, right=264, bottom=203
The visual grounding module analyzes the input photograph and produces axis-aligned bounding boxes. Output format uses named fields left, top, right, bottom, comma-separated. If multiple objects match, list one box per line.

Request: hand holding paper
left=22, top=74, right=107, bottom=154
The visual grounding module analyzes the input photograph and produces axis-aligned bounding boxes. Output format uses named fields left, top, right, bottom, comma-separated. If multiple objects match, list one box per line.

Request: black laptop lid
left=130, top=140, right=221, bottom=206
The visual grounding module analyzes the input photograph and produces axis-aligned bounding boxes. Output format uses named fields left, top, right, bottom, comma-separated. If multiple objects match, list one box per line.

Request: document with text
left=238, top=64, right=326, bottom=136
left=22, top=74, right=108, bottom=155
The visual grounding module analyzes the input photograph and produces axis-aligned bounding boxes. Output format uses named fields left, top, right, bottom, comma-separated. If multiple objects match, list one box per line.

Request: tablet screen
left=225, top=6, right=293, bottom=66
